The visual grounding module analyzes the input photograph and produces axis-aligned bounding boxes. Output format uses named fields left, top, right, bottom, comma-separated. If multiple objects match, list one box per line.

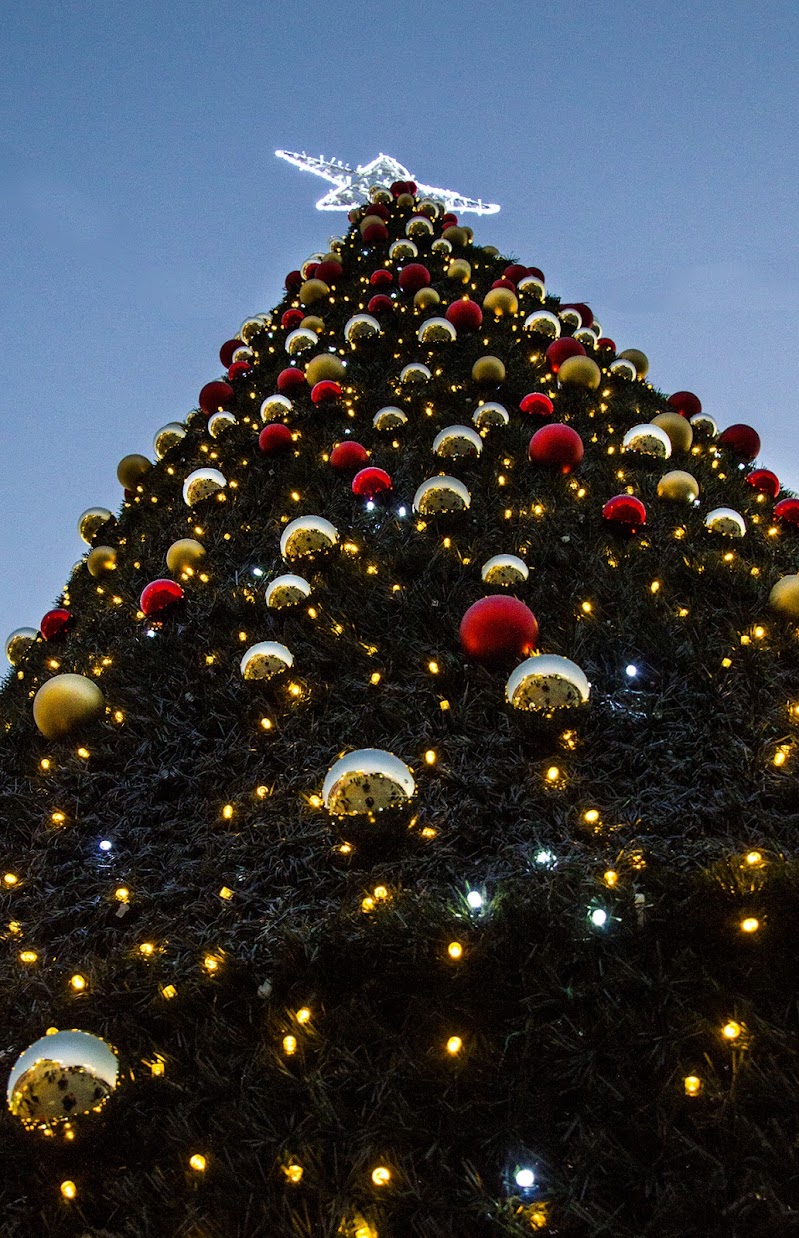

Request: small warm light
left=149, top=1055, right=165, bottom=1077
left=448, top=941, right=463, bottom=960
left=373, top=885, right=388, bottom=900
left=296, top=1007, right=311, bottom=1024
left=650, top=580, right=661, bottom=594
left=160, top=984, right=178, bottom=1000
left=420, top=825, right=437, bottom=839
left=684, top=1075, right=702, bottom=1096
left=222, top=803, right=235, bottom=820
left=60, top=1180, right=77, bottom=1201
left=581, top=601, right=592, bottom=614
left=424, top=749, right=437, bottom=765
left=238, top=631, right=248, bottom=642
left=283, top=1034, right=298, bottom=1055
left=203, top=955, right=220, bottom=973
left=745, top=851, right=763, bottom=866
left=339, top=842, right=353, bottom=855
left=76, top=747, right=90, bottom=759
left=446, top=1035, right=463, bottom=1055
left=371, top=1166, right=391, bottom=1187
left=113, top=710, right=124, bottom=723
left=70, top=973, right=87, bottom=992
left=48, top=658, right=60, bottom=669
left=722, top=1020, right=743, bottom=1040
left=370, top=671, right=382, bottom=685
left=51, top=811, right=66, bottom=826
left=428, top=660, right=440, bottom=674
left=740, top=917, right=760, bottom=933
left=361, top=895, right=376, bottom=913
left=721, top=657, right=733, bottom=668
left=439, top=698, right=450, bottom=711
left=773, top=749, right=788, bottom=767
left=19, top=949, right=38, bottom=964
left=205, top=654, right=215, bottom=666
left=218, top=886, right=234, bottom=900
left=39, top=758, right=51, bottom=771
left=260, top=717, right=273, bottom=730
left=283, top=1163, right=304, bottom=1184
left=290, top=490, right=301, bottom=502
left=288, top=682, right=302, bottom=697
left=723, top=551, right=734, bottom=563
left=545, top=766, right=561, bottom=782
left=138, top=942, right=155, bottom=956
left=114, top=886, right=130, bottom=903
left=189, top=1154, right=207, bottom=1173
left=603, top=870, right=618, bottom=887
left=583, top=809, right=600, bottom=824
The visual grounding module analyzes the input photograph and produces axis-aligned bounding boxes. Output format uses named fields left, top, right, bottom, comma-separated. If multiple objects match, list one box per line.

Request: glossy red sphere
left=367, top=294, right=393, bottom=316
left=330, top=441, right=369, bottom=472
left=445, top=299, right=483, bottom=331
left=667, top=391, right=702, bottom=418
left=718, top=423, right=761, bottom=460
left=460, top=596, right=539, bottom=663
left=281, top=309, right=305, bottom=330
left=503, top=264, right=529, bottom=286
left=352, top=467, right=392, bottom=499
left=546, top=338, right=586, bottom=373
left=528, top=424, right=584, bottom=474
left=140, top=579, right=184, bottom=616
left=602, top=495, right=647, bottom=532
left=398, top=264, right=431, bottom=293
left=40, top=608, right=73, bottom=641
left=315, top=260, right=343, bottom=285
left=774, top=499, right=799, bottom=526
left=199, top=381, right=234, bottom=415
left=276, top=367, right=306, bottom=392
left=285, top=270, right=303, bottom=293
left=361, top=220, right=388, bottom=245
left=227, top=361, right=251, bottom=381
left=370, top=268, right=394, bottom=287
left=219, top=338, right=243, bottom=367
left=597, top=337, right=617, bottom=351
left=310, top=380, right=341, bottom=404
left=491, top=278, right=517, bottom=291
left=258, top=424, right=293, bottom=455
left=746, top=469, right=780, bottom=497
left=520, top=392, right=555, bottom=417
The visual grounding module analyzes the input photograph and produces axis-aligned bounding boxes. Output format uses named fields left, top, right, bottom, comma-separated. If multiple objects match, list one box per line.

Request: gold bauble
left=261, top=394, right=293, bottom=422
left=7, top=1029, right=119, bottom=1134
left=87, top=546, right=118, bottom=578
left=431, top=238, right=451, bottom=255
left=447, top=259, right=472, bottom=283
left=300, top=315, right=325, bottom=335
left=373, top=406, right=408, bottom=431
left=399, top=362, right=431, bottom=385
left=345, top=314, right=381, bottom=344
left=285, top=327, right=318, bottom=355
left=208, top=411, right=237, bottom=438
left=396, top=192, right=415, bottom=209
left=769, top=575, right=799, bottom=620
left=166, top=538, right=206, bottom=575
left=240, top=641, right=294, bottom=680
left=360, top=213, right=385, bottom=234
left=481, top=554, right=528, bottom=585
left=557, top=355, right=601, bottom=389
left=280, top=515, right=339, bottom=560
left=442, top=225, right=468, bottom=246
left=413, top=476, right=471, bottom=515
left=506, top=655, right=591, bottom=713
left=472, top=402, right=509, bottom=429
left=482, top=287, right=519, bottom=317
left=416, top=199, right=440, bottom=219
left=619, top=348, right=649, bottom=378
left=418, top=317, right=456, bottom=344
left=153, top=422, right=186, bottom=459
left=432, top=425, right=483, bottom=458
left=322, top=748, right=416, bottom=816
left=652, top=412, right=693, bottom=453
left=298, top=278, right=329, bottom=306
left=369, top=187, right=391, bottom=205
left=657, top=470, right=700, bottom=503
left=483, top=245, right=500, bottom=257
left=239, top=317, right=266, bottom=344
left=610, top=358, right=638, bottom=380
left=524, top=310, right=560, bottom=339
left=33, top=674, right=105, bottom=740
left=462, top=226, right=474, bottom=242
left=78, top=508, right=113, bottom=544
left=5, top=627, right=38, bottom=666
left=389, top=238, right=417, bottom=261
left=265, top=574, right=312, bottom=609
left=472, top=355, right=506, bottom=384
left=305, top=353, right=346, bottom=385
left=182, top=468, right=226, bottom=506
left=407, top=215, right=434, bottom=237
left=117, top=454, right=152, bottom=489
left=414, top=287, right=441, bottom=310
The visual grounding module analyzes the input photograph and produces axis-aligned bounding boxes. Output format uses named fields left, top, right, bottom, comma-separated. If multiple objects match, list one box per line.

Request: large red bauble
left=602, top=495, right=647, bottom=532
left=445, top=299, right=483, bottom=331
left=718, top=423, right=760, bottom=459
left=528, top=266, right=545, bottom=281
left=528, top=424, right=584, bottom=474
left=370, top=268, right=393, bottom=287
left=281, top=309, right=305, bottom=330
left=315, top=260, right=343, bottom=284
left=460, top=596, right=539, bottom=663
left=503, top=264, right=528, bottom=286
left=277, top=367, right=306, bottom=392
left=746, top=468, right=780, bottom=497
left=304, top=263, right=319, bottom=279
left=352, top=467, right=392, bottom=499
left=398, top=263, right=431, bottom=293
left=520, top=392, right=554, bottom=417
left=285, top=270, right=303, bottom=293
left=199, top=381, right=234, bottom=414
left=258, top=424, right=293, bottom=455
left=491, top=278, right=517, bottom=291
left=140, top=579, right=184, bottom=616
left=311, top=380, right=341, bottom=404
left=330, top=441, right=369, bottom=472
left=391, top=179, right=416, bottom=196
left=667, top=391, right=702, bottom=417
left=227, top=361, right=251, bottom=380
left=441, top=213, right=458, bottom=227
left=546, top=338, right=586, bottom=373
left=367, top=294, right=393, bottom=316
left=774, top=499, right=799, bottom=527
left=597, top=337, right=616, bottom=351
left=362, top=220, right=388, bottom=245
left=219, top=338, right=243, bottom=367
left=366, top=204, right=390, bottom=221
left=562, top=302, right=594, bottom=328
left=41, top=608, right=73, bottom=640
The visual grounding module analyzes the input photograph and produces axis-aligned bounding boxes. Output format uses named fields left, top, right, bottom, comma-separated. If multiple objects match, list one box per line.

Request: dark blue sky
left=2, top=0, right=798, bottom=645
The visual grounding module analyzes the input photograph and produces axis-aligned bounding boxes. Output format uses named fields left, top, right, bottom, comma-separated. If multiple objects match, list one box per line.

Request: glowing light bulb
left=515, top=1168, right=535, bottom=1189
left=684, top=1075, right=702, bottom=1096
left=60, top=1180, right=77, bottom=1200
left=283, top=1163, right=304, bottom=1183
left=447, top=941, right=463, bottom=959
left=70, top=973, right=87, bottom=991
left=283, top=1035, right=298, bottom=1055
left=589, top=908, right=608, bottom=928
left=189, top=1154, right=207, bottom=1172
left=740, top=917, right=759, bottom=933
left=722, top=1020, right=742, bottom=1040
left=534, top=849, right=555, bottom=865
left=296, top=1007, right=311, bottom=1024
left=98, top=838, right=112, bottom=852
left=446, top=1035, right=463, bottom=1055
left=371, top=1166, right=391, bottom=1187
left=625, top=664, right=638, bottom=678
left=466, top=890, right=483, bottom=910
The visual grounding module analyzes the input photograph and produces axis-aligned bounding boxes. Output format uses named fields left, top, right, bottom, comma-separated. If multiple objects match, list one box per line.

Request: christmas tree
left=2, top=178, right=799, bottom=1238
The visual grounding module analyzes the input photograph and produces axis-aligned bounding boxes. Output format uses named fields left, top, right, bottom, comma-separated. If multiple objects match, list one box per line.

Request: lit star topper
left=275, top=150, right=500, bottom=215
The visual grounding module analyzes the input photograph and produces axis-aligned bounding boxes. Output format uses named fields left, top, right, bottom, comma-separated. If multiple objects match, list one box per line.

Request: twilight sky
left=1, top=0, right=798, bottom=648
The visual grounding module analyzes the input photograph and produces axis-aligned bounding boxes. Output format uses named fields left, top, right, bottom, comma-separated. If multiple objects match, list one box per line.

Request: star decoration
left=275, top=150, right=500, bottom=215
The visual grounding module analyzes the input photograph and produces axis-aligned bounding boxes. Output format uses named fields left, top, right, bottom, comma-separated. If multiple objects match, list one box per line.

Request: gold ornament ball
left=87, top=546, right=118, bottom=578
left=298, top=278, right=330, bottom=306
left=78, top=507, right=113, bottom=544
left=657, top=470, right=700, bottom=503
left=414, top=287, right=441, bottom=310
left=462, top=226, right=474, bottom=241
left=652, top=411, right=693, bottom=453
left=557, top=355, right=601, bottom=389
left=33, top=674, right=105, bottom=740
left=396, top=192, right=415, bottom=209
left=153, top=422, right=187, bottom=459
left=447, top=258, right=472, bottom=283
left=323, top=748, right=416, bottom=816
left=166, top=538, right=206, bottom=575
left=769, top=575, right=799, bottom=620
left=300, top=315, right=325, bottom=335
left=443, top=225, right=469, bottom=246
left=5, top=627, right=38, bottom=666
left=117, top=454, right=152, bottom=489
left=483, top=245, right=500, bottom=257
left=472, top=355, right=506, bottom=384
left=482, top=287, right=519, bottom=317
left=305, top=353, right=346, bottom=385
left=619, top=348, right=649, bottom=378
left=7, top=1029, right=120, bottom=1134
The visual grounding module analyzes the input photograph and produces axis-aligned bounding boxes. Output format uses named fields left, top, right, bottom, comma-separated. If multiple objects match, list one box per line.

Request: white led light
left=590, top=908, right=608, bottom=928
left=366, top=501, right=376, bottom=512
left=145, top=629, right=158, bottom=639
left=515, top=1168, right=535, bottom=1189
left=98, top=840, right=112, bottom=852
left=252, top=567, right=264, bottom=577
left=625, top=664, right=638, bottom=678
left=466, top=890, right=483, bottom=910
left=397, top=506, right=407, bottom=518
left=534, top=849, right=555, bottom=866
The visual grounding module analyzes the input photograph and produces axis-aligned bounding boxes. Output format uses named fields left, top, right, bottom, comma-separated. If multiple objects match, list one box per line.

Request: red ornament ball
left=445, top=299, right=483, bottom=331
left=546, top=338, right=586, bottom=373
left=361, top=220, right=389, bottom=245
left=258, top=424, right=293, bottom=455
left=774, top=499, right=799, bottom=527
left=40, top=608, right=73, bottom=641
left=391, top=179, right=416, bottom=196
left=667, top=391, right=702, bottom=418
left=366, top=203, right=390, bottom=221
left=520, top=392, right=554, bottom=418
left=303, top=263, right=319, bottom=279
left=281, top=309, right=305, bottom=330
left=352, top=467, right=392, bottom=499
left=718, top=423, right=760, bottom=460
left=199, top=381, right=234, bottom=414
left=311, top=380, right=341, bottom=405
left=602, top=494, right=647, bottom=533
left=398, top=264, right=431, bottom=293
left=315, top=260, right=342, bottom=284
left=367, top=294, right=393, bottom=316
left=562, top=302, right=594, bottom=327
left=140, top=579, right=184, bottom=616
left=527, top=266, right=545, bottom=281
left=491, top=278, right=517, bottom=292
left=746, top=468, right=780, bottom=497
left=503, top=264, right=529, bottom=286
left=227, top=361, right=251, bottom=381
left=460, top=596, right=539, bottom=664
left=277, top=367, right=306, bottom=392
left=441, top=213, right=458, bottom=227
left=370, top=268, right=394, bottom=287
left=597, top=336, right=616, bottom=351
left=528, top=424, right=584, bottom=474
left=285, top=270, right=303, bottom=293
left=330, top=441, right=369, bottom=472
left=219, top=338, right=243, bottom=367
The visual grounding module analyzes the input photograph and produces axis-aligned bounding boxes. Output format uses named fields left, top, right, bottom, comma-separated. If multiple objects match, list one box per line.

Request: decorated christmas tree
left=2, top=171, right=799, bottom=1238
